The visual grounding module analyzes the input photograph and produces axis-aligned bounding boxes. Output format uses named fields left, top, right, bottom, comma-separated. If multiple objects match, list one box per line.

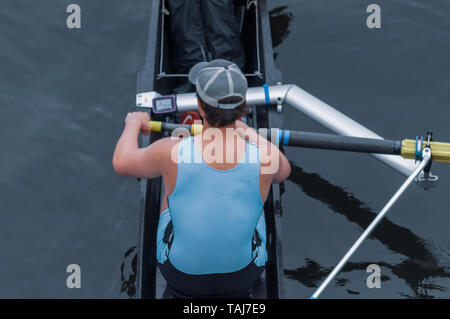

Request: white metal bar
left=311, top=148, right=432, bottom=299
left=283, top=85, right=418, bottom=176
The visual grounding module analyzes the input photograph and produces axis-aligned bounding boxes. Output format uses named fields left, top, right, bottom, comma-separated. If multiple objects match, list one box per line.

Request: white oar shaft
left=311, top=148, right=432, bottom=299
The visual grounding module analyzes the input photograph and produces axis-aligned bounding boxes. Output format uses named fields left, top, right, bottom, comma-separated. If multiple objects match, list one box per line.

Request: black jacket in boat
left=167, top=0, right=246, bottom=74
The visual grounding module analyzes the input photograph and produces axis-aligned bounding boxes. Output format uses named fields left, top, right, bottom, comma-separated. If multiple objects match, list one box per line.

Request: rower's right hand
left=125, top=111, right=152, bottom=135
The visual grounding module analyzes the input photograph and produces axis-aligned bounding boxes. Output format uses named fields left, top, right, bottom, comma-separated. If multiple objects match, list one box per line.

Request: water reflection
left=120, top=246, right=138, bottom=298
left=286, top=162, right=450, bottom=298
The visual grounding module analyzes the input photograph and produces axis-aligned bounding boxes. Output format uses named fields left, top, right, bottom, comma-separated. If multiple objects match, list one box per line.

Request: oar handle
left=150, top=120, right=203, bottom=135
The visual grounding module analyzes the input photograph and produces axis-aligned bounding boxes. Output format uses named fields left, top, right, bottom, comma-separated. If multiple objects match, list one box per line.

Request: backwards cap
left=188, top=59, right=248, bottom=109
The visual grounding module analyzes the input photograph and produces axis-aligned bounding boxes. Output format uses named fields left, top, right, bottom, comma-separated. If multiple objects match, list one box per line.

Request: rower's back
left=169, top=134, right=263, bottom=275
left=156, top=131, right=267, bottom=297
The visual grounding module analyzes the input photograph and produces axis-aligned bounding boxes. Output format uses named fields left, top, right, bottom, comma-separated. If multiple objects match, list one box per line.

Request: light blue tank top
left=164, top=136, right=265, bottom=275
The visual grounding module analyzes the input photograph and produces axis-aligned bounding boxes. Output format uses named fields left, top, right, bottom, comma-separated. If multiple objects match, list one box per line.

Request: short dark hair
left=197, top=95, right=247, bottom=127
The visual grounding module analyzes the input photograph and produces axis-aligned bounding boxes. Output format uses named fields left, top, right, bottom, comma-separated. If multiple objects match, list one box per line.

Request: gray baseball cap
left=188, top=59, right=248, bottom=109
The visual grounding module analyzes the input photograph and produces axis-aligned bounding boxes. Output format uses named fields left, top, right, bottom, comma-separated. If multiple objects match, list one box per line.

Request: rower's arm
left=272, top=148, right=291, bottom=183
left=113, top=112, right=167, bottom=179
left=259, top=140, right=291, bottom=183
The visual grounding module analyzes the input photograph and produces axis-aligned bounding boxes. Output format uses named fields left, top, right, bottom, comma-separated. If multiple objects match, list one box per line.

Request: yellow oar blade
left=402, top=139, right=450, bottom=163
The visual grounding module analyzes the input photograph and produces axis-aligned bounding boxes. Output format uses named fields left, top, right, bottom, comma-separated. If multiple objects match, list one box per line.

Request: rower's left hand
left=125, top=111, right=152, bottom=135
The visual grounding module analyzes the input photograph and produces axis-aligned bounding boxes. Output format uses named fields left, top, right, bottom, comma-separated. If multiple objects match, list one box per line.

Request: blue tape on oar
left=415, top=136, right=423, bottom=162
left=276, top=129, right=281, bottom=145
left=263, top=84, right=270, bottom=105
left=283, top=130, right=290, bottom=146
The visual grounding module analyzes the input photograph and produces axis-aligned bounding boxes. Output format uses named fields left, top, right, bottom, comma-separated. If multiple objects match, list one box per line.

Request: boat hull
left=136, top=0, right=284, bottom=299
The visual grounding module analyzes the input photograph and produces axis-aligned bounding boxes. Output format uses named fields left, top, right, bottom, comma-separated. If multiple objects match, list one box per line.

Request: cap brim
left=188, top=61, right=209, bottom=84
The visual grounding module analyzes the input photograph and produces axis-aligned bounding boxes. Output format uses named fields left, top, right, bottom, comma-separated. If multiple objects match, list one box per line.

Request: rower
left=113, top=59, right=291, bottom=298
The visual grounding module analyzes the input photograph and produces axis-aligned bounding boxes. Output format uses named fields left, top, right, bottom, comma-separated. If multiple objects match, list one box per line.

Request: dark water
left=0, top=0, right=449, bottom=298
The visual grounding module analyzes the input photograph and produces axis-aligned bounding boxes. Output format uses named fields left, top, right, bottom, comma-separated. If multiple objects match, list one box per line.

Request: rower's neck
left=200, top=122, right=238, bottom=142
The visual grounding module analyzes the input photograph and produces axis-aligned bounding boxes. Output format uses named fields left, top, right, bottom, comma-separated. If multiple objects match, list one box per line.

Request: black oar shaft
left=273, top=130, right=402, bottom=155
left=149, top=121, right=402, bottom=156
